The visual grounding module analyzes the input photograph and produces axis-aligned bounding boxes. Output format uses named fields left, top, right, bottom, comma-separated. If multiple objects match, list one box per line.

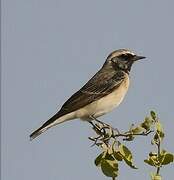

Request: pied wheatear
left=30, top=49, right=145, bottom=140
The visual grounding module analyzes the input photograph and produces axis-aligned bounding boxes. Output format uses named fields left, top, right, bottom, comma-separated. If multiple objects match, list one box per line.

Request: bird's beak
left=133, top=55, right=146, bottom=61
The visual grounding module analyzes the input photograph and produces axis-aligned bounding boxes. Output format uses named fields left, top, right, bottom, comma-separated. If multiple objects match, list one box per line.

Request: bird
left=30, top=49, right=146, bottom=140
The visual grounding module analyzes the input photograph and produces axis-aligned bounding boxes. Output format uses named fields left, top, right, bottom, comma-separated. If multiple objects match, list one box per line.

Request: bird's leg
left=88, top=120, right=98, bottom=129
left=88, top=121, right=105, bottom=146
left=90, top=115, right=110, bottom=127
left=89, top=115, right=112, bottom=137
left=89, top=115, right=120, bottom=137
left=88, top=121, right=102, bottom=134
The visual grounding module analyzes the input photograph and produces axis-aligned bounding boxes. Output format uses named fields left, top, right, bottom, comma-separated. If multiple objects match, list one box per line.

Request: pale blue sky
left=2, top=0, right=174, bottom=179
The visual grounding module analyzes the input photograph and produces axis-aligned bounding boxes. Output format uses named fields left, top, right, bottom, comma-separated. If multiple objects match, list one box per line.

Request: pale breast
left=92, top=73, right=130, bottom=117
left=77, top=73, right=130, bottom=120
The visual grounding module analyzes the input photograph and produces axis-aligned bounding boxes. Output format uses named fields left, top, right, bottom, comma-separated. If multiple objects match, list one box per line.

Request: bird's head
left=103, top=49, right=146, bottom=73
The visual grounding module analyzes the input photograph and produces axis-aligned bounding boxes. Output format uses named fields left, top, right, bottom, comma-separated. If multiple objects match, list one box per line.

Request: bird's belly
left=78, top=75, right=129, bottom=120
left=94, top=89, right=127, bottom=117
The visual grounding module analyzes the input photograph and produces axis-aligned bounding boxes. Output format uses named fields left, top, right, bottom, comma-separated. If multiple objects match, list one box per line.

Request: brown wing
left=30, top=70, right=126, bottom=140
left=57, top=70, right=126, bottom=117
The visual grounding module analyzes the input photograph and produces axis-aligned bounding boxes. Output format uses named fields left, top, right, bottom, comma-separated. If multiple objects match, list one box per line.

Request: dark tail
left=30, top=125, right=48, bottom=140
left=30, top=113, right=62, bottom=140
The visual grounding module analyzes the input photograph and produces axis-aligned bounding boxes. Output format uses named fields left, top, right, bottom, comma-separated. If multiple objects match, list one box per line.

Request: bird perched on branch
left=30, top=49, right=145, bottom=140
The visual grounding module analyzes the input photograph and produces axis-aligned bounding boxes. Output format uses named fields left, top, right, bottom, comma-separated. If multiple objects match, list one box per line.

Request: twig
left=88, top=119, right=153, bottom=146
left=113, top=130, right=153, bottom=138
left=156, top=141, right=161, bottom=175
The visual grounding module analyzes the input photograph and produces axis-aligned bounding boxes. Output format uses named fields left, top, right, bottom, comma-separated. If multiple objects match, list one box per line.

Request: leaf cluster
left=95, top=144, right=137, bottom=178
left=144, top=150, right=174, bottom=168
left=89, top=111, right=174, bottom=179
left=144, top=111, right=174, bottom=179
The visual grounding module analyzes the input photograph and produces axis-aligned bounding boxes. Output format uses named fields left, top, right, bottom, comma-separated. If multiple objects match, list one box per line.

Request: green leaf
left=95, top=152, right=104, bottom=167
left=119, top=145, right=137, bottom=169
left=156, top=121, right=162, bottom=132
left=156, top=121, right=165, bottom=140
left=162, top=153, right=174, bottom=165
left=95, top=151, right=119, bottom=178
left=105, top=152, right=115, bottom=160
left=161, top=153, right=174, bottom=165
left=95, top=150, right=116, bottom=167
left=141, top=117, right=153, bottom=131
left=119, top=144, right=132, bottom=160
left=150, top=111, right=157, bottom=120
left=131, top=126, right=144, bottom=134
left=144, top=153, right=159, bottom=167
left=144, top=155, right=159, bottom=167
left=152, top=121, right=165, bottom=144
left=101, top=159, right=118, bottom=178
left=113, top=151, right=123, bottom=161
left=144, top=159, right=156, bottom=167
left=152, top=133, right=159, bottom=145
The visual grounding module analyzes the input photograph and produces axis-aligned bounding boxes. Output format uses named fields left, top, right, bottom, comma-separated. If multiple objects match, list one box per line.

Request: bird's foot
left=88, top=116, right=119, bottom=146
left=89, top=115, right=119, bottom=134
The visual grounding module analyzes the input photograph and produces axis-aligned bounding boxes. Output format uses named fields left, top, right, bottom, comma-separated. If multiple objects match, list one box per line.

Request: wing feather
left=30, top=70, right=126, bottom=140
left=57, top=70, right=126, bottom=117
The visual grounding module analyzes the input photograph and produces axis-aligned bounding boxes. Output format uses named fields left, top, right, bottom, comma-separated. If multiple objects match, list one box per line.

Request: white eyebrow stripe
left=107, top=49, right=135, bottom=60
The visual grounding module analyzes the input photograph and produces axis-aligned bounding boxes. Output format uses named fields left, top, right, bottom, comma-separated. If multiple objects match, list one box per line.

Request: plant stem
left=156, top=141, right=161, bottom=175
left=113, top=130, right=153, bottom=138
